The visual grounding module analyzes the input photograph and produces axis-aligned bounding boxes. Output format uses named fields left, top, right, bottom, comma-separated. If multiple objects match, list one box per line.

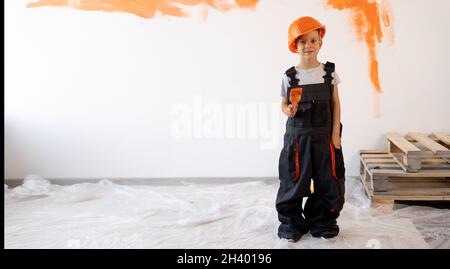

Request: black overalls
left=276, top=62, right=346, bottom=239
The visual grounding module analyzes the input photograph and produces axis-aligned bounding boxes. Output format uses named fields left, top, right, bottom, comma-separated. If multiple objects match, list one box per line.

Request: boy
left=276, top=16, right=346, bottom=242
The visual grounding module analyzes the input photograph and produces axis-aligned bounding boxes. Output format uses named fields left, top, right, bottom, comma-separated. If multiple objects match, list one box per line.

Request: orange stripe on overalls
left=329, top=139, right=337, bottom=180
left=293, top=138, right=300, bottom=181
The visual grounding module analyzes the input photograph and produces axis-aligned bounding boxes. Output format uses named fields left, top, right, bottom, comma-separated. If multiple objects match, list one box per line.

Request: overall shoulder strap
left=285, top=66, right=299, bottom=88
left=323, top=61, right=342, bottom=137
left=323, top=61, right=335, bottom=94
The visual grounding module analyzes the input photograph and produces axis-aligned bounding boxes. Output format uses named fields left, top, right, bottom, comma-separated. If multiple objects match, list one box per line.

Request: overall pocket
left=292, top=103, right=312, bottom=127
left=278, top=133, right=300, bottom=181
left=330, top=144, right=346, bottom=213
left=310, top=102, right=329, bottom=128
left=334, top=147, right=345, bottom=179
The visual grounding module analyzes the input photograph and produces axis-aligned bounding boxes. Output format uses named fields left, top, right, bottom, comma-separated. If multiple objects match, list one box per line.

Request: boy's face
left=296, top=30, right=322, bottom=59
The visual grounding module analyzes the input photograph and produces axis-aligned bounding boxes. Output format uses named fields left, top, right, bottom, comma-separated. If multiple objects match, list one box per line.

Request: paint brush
left=289, top=87, right=303, bottom=116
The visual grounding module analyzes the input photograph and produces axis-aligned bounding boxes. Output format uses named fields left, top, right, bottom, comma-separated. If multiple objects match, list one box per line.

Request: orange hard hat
left=288, top=16, right=326, bottom=53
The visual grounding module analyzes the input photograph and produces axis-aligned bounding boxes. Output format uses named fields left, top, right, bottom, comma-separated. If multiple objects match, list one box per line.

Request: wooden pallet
left=385, top=132, right=450, bottom=172
left=359, top=149, right=450, bottom=202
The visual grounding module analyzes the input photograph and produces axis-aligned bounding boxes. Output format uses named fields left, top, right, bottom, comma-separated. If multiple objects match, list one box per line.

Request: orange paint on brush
left=289, top=87, right=303, bottom=116
left=325, top=0, right=394, bottom=93
left=26, top=0, right=260, bottom=19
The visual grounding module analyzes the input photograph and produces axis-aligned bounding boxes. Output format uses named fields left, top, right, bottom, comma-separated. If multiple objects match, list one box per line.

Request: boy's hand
left=285, top=104, right=296, bottom=117
left=331, top=132, right=341, bottom=149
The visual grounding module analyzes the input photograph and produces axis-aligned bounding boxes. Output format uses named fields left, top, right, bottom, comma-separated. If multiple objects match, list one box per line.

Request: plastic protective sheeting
left=5, top=175, right=449, bottom=248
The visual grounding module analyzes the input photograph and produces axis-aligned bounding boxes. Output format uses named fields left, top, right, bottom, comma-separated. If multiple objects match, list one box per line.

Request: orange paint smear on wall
left=325, top=0, right=394, bottom=93
left=26, top=0, right=259, bottom=19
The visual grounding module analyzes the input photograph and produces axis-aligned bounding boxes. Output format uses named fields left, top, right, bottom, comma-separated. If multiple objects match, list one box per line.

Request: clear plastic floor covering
left=5, top=175, right=450, bottom=249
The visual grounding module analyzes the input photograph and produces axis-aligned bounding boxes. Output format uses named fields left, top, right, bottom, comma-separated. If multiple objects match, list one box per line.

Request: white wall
left=5, top=0, right=450, bottom=179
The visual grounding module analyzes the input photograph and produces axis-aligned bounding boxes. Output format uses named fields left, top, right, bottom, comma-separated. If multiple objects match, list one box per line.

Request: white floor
left=5, top=175, right=450, bottom=249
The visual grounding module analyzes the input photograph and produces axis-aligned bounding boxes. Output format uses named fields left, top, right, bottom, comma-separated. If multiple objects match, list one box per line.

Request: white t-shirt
left=281, top=63, right=341, bottom=98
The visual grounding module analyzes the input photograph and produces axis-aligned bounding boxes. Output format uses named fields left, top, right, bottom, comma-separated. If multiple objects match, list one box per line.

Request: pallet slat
left=406, top=132, right=450, bottom=155
left=431, top=132, right=450, bottom=146
left=385, top=132, right=422, bottom=155
left=372, top=169, right=450, bottom=177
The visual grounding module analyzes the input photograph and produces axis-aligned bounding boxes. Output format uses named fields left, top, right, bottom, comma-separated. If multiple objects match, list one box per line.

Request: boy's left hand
left=332, top=133, right=341, bottom=149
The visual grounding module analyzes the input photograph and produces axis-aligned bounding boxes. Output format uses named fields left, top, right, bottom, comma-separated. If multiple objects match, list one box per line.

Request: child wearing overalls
left=276, top=16, right=346, bottom=242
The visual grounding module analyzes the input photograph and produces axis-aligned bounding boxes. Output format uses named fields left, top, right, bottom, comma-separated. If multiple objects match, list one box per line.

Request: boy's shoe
left=312, top=230, right=338, bottom=239
left=287, top=233, right=304, bottom=243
